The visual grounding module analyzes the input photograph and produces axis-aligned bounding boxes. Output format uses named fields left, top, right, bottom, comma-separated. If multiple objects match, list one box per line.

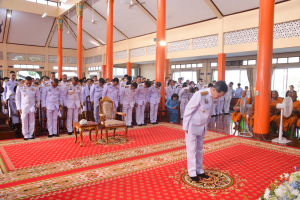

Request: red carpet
left=1, top=136, right=300, bottom=199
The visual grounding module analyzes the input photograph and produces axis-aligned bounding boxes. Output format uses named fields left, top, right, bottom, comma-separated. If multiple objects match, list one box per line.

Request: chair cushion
left=103, top=101, right=113, bottom=119
left=101, top=120, right=126, bottom=127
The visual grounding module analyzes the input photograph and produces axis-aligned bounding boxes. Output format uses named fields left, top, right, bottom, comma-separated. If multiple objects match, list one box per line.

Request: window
left=171, top=65, right=175, bottom=69
left=113, top=67, right=126, bottom=77
left=176, top=65, right=180, bottom=69
left=223, top=69, right=250, bottom=90
left=210, top=62, right=217, bottom=67
left=89, top=72, right=98, bottom=79
left=172, top=71, right=197, bottom=83
left=242, top=60, right=248, bottom=65
left=132, top=68, right=139, bottom=77
left=278, top=58, right=288, bottom=64
left=26, top=0, right=58, bottom=6
left=248, top=60, right=256, bottom=65
left=197, top=63, right=203, bottom=68
left=288, top=57, right=300, bottom=63
left=181, top=64, right=186, bottom=68
left=272, top=58, right=277, bottom=64
left=186, top=64, right=191, bottom=68
left=17, top=71, right=41, bottom=79
left=191, top=64, right=196, bottom=68
left=53, top=66, right=77, bottom=71
left=14, top=64, right=39, bottom=69
left=55, top=72, right=77, bottom=79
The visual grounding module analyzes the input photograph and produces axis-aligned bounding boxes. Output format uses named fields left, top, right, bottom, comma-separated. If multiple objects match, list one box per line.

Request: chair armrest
left=114, top=111, right=126, bottom=117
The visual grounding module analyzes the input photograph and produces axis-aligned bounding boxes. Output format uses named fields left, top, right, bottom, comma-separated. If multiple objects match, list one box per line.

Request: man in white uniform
left=120, top=75, right=128, bottom=87
left=9, top=86, right=20, bottom=125
left=135, top=81, right=151, bottom=126
left=165, top=80, right=176, bottom=100
left=120, top=82, right=138, bottom=128
left=224, top=82, right=234, bottom=115
left=3, top=71, right=19, bottom=106
left=179, top=86, right=195, bottom=120
left=41, top=78, right=62, bottom=137
left=183, top=81, right=228, bottom=181
left=60, top=74, right=68, bottom=90
left=50, top=72, right=56, bottom=82
left=216, top=96, right=225, bottom=115
left=175, top=78, right=182, bottom=88
left=196, top=78, right=203, bottom=90
left=62, top=77, right=83, bottom=135
left=90, top=78, right=105, bottom=123
left=148, top=82, right=161, bottom=125
left=102, top=78, right=120, bottom=111
left=16, top=76, right=40, bottom=140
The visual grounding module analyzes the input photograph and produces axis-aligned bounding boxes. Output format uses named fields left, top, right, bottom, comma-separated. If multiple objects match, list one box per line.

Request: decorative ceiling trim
left=45, top=19, right=57, bottom=47
left=83, top=2, right=129, bottom=39
left=3, top=9, right=11, bottom=44
left=63, top=15, right=103, bottom=47
left=203, top=0, right=223, bottom=19
left=134, top=0, right=157, bottom=25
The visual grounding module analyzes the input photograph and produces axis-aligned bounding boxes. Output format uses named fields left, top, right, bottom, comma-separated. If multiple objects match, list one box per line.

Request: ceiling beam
left=63, top=15, right=103, bottom=46
left=62, top=18, right=86, bottom=51
left=83, top=2, right=129, bottom=39
left=134, top=0, right=157, bottom=25
left=46, top=19, right=57, bottom=47
left=3, top=10, right=11, bottom=44
left=203, top=0, right=223, bottom=19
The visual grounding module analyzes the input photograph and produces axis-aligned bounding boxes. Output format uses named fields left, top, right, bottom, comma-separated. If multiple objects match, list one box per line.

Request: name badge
left=205, top=98, right=208, bottom=104
left=49, top=89, right=51, bottom=92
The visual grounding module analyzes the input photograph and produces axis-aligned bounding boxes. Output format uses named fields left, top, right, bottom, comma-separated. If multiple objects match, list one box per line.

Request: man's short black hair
left=199, top=78, right=203, bottom=81
left=229, top=82, right=234, bottom=85
left=73, top=77, right=79, bottom=82
left=106, top=78, right=110, bottom=81
left=145, top=81, right=151, bottom=88
left=178, top=78, right=182, bottom=80
left=93, top=76, right=97, bottom=78
left=183, top=82, right=188, bottom=87
left=237, top=83, right=241, bottom=86
left=208, top=83, right=213, bottom=87
left=51, top=72, right=56, bottom=75
left=290, top=85, right=294, bottom=89
left=10, top=71, right=15, bottom=74
left=168, top=79, right=173, bottom=85
left=131, top=82, right=138, bottom=88
left=83, top=77, right=86, bottom=79
left=190, top=87, right=196, bottom=93
left=86, top=79, right=91, bottom=82
left=156, top=82, right=161, bottom=87
left=99, top=78, right=105, bottom=84
left=137, top=76, right=141, bottom=78
left=213, top=80, right=216, bottom=83
left=213, top=81, right=228, bottom=93
left=124, top=74, right=128, bottom=78
left=53, top=78, right=59, bottom=83
left=127, top=76, right=132, bottom=82
left=25, top=76, right=32, bottom=81
left=245, top=86, right=248, bottom=89
left=112, top=78, right=119, bottom=83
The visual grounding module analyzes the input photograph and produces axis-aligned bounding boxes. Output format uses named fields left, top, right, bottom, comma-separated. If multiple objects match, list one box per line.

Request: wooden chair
left=144, top=103, right=150, bottom=123
left=40, top=103, right=47, bottom=136
left=99, top=96, right=127, bottom=143
left=57, top=106, right=68, bottom=134
left=85, top=95, right=94, bottom=121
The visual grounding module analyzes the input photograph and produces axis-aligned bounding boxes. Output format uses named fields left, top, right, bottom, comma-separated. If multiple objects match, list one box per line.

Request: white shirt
left=41, top=84, right=62, bottom=110
left=3, top=79, right=19, bottom=101
left=179, top=87, right=193, bottom=102
left=120, top=86, right=137, bottom=107
left=62, top=84, right=83, bottom=108
left=136, top=84, right=150, bottom=105
left=16, top=84, right=40, bottom=113
left=90, top=83, right=104, bottom=103
left=148, top=85, right=161, bottom=104
left=102, top=83, right=120, bottom=107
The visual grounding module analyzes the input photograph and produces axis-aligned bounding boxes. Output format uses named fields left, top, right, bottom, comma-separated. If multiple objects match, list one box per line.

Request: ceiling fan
left=85, top=0, right=101, bottom=24
left=119, top=0, right=146, bottom=9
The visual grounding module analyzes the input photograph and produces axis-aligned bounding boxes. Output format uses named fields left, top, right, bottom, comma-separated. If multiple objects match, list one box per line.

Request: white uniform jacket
left=102, top=83, right=120, bottom=108
left=41, top=84, right=63, bottom=110
left=90, top=83, right=104, bottom=103
left=135, top=84, right=150, bottom=105
left=120, top=86, right=137, bottom=107
left=62, top=84, right=83, bottom=108
left=148, top=86, right=161, bottom=105
left=82, top=84, right=91, bottom=103
left=224, top=86, right=234, bottom=101
left=182, top=88, right=214, bottom=136
left=16, top=84, right=40, bottom=114
left=178, top=87, right=193, bottom=102
left=3, top=79, right=19, bottom=101
left=165, top=85, right=176, bottom=100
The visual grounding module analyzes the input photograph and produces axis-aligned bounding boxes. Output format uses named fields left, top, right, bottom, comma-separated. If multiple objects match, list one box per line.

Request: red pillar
left=102, top=65, right=106, bottom=79
left=253, top=0, right=275, bottom=137
left=76, top=3, right=83, bottom=79
left=165, top=59, right=169, bottom=79
left=155, top=0, right=166, bottom=109
left=106, top=0, right=114, bottom=80
left=57, top=17, right=63, bottom=80
left=218, top=53, right=226, bottom=81
left=126, top=62, right=132, bottom=76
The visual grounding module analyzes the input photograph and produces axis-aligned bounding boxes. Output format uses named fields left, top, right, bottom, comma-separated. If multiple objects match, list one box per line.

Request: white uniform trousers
left=67, top=108, right=79, bottom=133
left=224, top=100, right=231, bottom=113
left=212, top=104, right=217, bottom=115
left=136, top=104, right=146, bottom=125
left=185, top=132, right=205, bottom=177
left=217, top=100, right=224, bottom=115
left=150, top=103, right=158, bottom=123
left=94, top=105, right=100, bottom=123
left=123, top=105, right=133, bottom=126
left=180, top=101, right=188, bottom=119
left=47, top=109, right=58, bottom=135
left=21, top=112, right=35, bottom=138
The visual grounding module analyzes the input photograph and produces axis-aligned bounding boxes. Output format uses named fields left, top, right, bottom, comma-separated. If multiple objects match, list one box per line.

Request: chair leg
left=113, top=128, right=116, bottom=137
left=100, top=128, right=103, bottom=139
left=106, top=129, right=108, bottom=144
left=124, top=126, right=127, bottom=142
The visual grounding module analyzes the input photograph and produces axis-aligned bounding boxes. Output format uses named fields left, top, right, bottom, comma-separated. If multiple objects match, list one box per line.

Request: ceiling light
left=67, top=30, right=70, bottom=34
left=42, top=13, right=48, bottom=18
left=159, top=41, right=166, bottom=46
left=7, top=10, right=12, bottom=18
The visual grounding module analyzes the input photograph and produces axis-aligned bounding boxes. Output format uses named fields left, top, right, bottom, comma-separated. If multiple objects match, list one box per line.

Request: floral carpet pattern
left=1, top=124, right=299, bottom=199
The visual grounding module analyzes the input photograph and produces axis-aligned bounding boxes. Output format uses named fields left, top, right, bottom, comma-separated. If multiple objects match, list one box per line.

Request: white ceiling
left=7, top=10, right=54, bottom=46
left=0, top=8, right=7, bottom=43
left=49, top=23, right=77, bottom=49
left=212, top=0, right=286, bottom=16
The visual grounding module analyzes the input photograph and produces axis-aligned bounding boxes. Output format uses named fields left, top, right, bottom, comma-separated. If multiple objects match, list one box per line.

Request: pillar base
left=253, top=132, right=270, bottom=141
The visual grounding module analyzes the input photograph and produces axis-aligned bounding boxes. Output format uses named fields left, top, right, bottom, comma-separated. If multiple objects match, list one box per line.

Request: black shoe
left=68, top=132, right=72, bottom=135
left=211, top=115, right=217, bottom=117
left=151, top=123, right=156, bottom=125
left=224, top=113, right=229, bottom=115
left=190, top=176, right=200, bottom=182
left=154, top=122, right=159, bottom=124
left=24, top=138, right=28, bottom=140
left=48, top=135, right=53, bottom=138
left=138, top=124, right=142, bottom=126
left=142, top=124, right=147, bottom=126
left=181, top=118, right=183, bottom=120
left=53, top=134, right=60, bottom=137
left=197, top=173, right=210, bottom=179
left=29, top=137, right=35, bottom=140
left=127, top=125, right=133, bottom=128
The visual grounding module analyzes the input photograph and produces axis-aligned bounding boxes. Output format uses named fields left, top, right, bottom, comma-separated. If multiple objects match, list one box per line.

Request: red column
left=106, top=0, right=114, bottom=80
left=102, top=65, right=106, bottom=79
left=156, top=0, right=166, bottom=109
left=165, top=59, right=169, bottom=79
left=253, top=0, right=275, bottom=137
left=76, top=3, right=83, bottom=79
left=218, top=53, right=226, bottom=81
left=57, top=17, right=63, bottom=80
left=126, top=62, right=132, bottom=76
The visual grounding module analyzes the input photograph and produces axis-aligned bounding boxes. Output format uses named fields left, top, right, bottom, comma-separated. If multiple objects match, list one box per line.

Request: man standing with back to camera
left=183, top=81, right=228, bottom=182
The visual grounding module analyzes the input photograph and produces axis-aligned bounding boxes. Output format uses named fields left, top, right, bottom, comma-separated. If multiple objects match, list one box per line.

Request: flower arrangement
left=260, top=167, right=300, bottom=200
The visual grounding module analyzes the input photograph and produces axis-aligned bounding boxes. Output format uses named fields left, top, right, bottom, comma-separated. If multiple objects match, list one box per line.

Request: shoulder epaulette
left=178, top=86, right=181, bottom=88
left=139, top=84, right=142, bottom=86
left=204, top=86, right=208, bottom=88
left=151, top=84, right=153, bottom=87
left=122, top=80, right=125, bottom=82
left=201, top=91, right=208, bottom=96
left=5, top=80, right=8, bottom=82
left=39, top=86, right=42, bottom=89
left=19, top=84, right=24, bottom=86
left=58, top=84, right=61, bottom=86
left=10, top=94, right=14, bottom=96
left=94, top=83, right=97, bottom=85
left=33, top=85, right=37, bottom=87
left=125, top=86, right=129, bottom=88
left=107, top=83, right=111, bottom=85
left=166, top=85, right=169, bottom=87
left=17, top=80, right=20, bottom=82
left=66, top=83, right=70, bottom=86
left=121, top=85, right=125, bottom=87
left=83, top=84, right=86, bottom=86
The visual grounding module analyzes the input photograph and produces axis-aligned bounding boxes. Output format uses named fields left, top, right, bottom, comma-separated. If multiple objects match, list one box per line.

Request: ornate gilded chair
left=99, top=96, right=127, bottom=143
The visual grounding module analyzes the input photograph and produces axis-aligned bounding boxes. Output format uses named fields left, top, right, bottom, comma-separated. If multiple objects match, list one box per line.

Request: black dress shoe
left=53, top=134, right=60, bottom=137
left=190, top=176, right=200, bottom=182
left=138, top=124, right=142, bottom=126
left=151, top=123, right=156, bottom=125
left=127, top=125, right=133, bottom=128
left=197, top=173, right=210, bottom=179
left=24, top=138, right=28, bottom=140
left=142, top=124, right=147, bottom=126
left=211, top=115, right=217, bottom=117
left=68, top=132, right=72, bottom=135
left=29, top=137, right=35, bottom=139
left=48, top=135, right=53, bottom=138
left=224, top=113, right=229, bottom=115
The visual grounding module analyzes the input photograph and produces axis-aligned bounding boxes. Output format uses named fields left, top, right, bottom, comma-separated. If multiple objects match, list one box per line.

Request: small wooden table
left=73, top=121, right=99, bottom=147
